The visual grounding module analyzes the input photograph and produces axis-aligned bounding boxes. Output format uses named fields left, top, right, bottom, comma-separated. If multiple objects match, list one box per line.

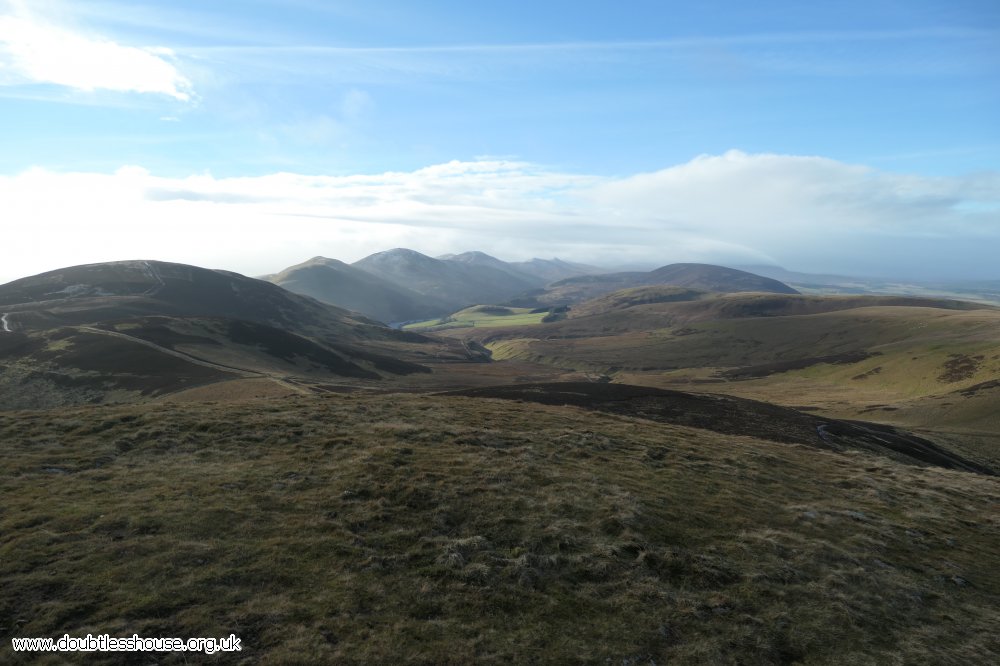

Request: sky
left=1, top=0, right=998, bottom=283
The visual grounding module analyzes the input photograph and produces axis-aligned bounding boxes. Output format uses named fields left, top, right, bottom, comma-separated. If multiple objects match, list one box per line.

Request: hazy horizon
left=3, top=242, right=997, bottom=289
left=2, top=0, right=998, bottom=284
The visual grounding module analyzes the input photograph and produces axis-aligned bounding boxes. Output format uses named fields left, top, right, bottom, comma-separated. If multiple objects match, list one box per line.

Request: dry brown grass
left=1, top=393, right=998, bottom=664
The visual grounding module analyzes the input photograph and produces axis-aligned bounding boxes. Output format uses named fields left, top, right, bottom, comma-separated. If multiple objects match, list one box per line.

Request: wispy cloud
left=190, top=27, right=997, bottom=55
left=0, top=2, right=192, bottom=100
left=1, top=153, right=998, bottom=283
left=167, top=26, right=1000, bottom=95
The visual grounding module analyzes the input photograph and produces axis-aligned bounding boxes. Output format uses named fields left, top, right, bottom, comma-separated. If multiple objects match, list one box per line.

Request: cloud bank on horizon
left=2, top=152, right=998, bottom=284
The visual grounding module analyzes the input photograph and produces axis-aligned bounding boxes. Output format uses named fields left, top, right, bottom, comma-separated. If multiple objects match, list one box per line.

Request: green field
left=403, top=305, right=548, bottom=331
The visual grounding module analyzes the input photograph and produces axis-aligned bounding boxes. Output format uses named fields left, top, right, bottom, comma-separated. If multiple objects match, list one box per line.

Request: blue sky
left=1, top=0, right=998, bottom=281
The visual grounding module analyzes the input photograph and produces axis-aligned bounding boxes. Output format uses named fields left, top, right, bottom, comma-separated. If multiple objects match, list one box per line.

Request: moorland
left=1, top=252, right=998, bottom=664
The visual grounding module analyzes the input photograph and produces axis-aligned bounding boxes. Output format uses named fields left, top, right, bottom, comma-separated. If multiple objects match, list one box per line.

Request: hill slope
left=437, top=251, right=544, bottom=285
left=0, top=260, right=385, bottom=335
left=267, top=256, right=450, bottom=324
left=535, top=263, right=798, bottom=305
left=473, top=289, right=997, bottom=390
left=0, top=260, right=476, bottom=408
left=649, top=263, right=799, bottom=294
left=443, top=382, right=993, bottom=474
left=2, top=392, right=998, bottom=664
left=510, top=257, right=605, bottom=283
left=446, top=288, right=1000, bottom=453
left=353, top=249, right=541, bottom=310
left=436, top=252, right=605, bottom=285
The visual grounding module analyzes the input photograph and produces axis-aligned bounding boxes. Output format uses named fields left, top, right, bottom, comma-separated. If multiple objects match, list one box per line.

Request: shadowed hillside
left=353, top=249, right=540, bottom=311
left=532, top=263, right=799, bottom=305
left=443, top=382, right=994, bottom=474
left=266, top=256, right=450, bottom=324
left=0, top=261, right=478, bottom=408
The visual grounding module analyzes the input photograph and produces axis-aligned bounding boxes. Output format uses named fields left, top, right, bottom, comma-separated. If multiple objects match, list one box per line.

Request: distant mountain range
left=265, top=249, right=605, bottom=324
left=439, top=252, right=602, bottom=284
left=352, top=248, right=541, bottom=312
left=266, top=250, right=797, bottom=323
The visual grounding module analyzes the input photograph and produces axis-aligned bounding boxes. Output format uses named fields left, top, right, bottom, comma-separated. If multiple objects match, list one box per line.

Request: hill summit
left=533, top=262, right=799, bottom=305
left=266, top=256, right=448, bottom=325
left=352, top=248, right=539, bottom=312
left=0, top=260, right=476, bottom=408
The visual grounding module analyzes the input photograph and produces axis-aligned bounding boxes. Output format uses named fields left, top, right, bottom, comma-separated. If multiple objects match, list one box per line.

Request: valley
left=6, top=1, right=995, bottom=662
left=1, top=254, right=998, bottom=664
left=428, top=289, right=1000, bottom=469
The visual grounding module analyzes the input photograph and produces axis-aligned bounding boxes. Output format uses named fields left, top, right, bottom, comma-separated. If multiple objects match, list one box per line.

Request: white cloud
left=588, top=151, right=1000, bottom=241
left=0, top=4, right=192, bottom=100
left=1, top=153, right=998, bottom=285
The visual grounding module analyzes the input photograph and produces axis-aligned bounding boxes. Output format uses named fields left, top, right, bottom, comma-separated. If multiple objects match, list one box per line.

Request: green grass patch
left=404, top=306, right=547, bottom=332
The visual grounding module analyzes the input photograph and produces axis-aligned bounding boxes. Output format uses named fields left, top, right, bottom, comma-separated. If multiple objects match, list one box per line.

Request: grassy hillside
left=447, top=290, right=1000, bottom=464
left=442, top=382, right=993, bottom=474
left=0, top=260, right=394, bottom=340
left=860, top=381, right=1000, bottom=469
left=566, top=289, right=983, bottom=321
left=474, top=291, right=1000, bottom=403
left=0, top=261, right=480, bottom=409
left=533, top=263, right=798, bottom=306
left=2, top=393, right=999, bottom=664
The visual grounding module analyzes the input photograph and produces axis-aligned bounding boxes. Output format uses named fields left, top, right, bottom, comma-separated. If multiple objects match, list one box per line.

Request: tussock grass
left=1, top=395, right=998, bottom=664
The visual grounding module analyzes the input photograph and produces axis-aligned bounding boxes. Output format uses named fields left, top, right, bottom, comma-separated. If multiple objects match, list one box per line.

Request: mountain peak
left=373, top=247, right=432, bottom=258
left=446, top=250, right=501, bottom=262
left=648, top=263, right=799, bottom=295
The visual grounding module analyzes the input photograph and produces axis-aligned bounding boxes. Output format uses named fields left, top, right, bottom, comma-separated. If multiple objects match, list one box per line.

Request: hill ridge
left=0, top=259, right=478, bottom=408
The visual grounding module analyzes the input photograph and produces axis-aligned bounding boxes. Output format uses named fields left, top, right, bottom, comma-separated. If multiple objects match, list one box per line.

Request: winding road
left=1, top=313, right=12, bottom=333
